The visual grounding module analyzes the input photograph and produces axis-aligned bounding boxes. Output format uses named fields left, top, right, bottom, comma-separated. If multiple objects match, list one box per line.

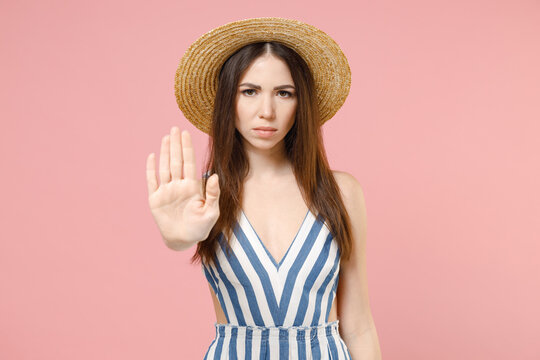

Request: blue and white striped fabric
left=201, top=208, right=352, bottom=359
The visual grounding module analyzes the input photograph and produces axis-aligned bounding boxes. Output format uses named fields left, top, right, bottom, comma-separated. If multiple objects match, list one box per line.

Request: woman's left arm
left=334, top=171, right=382, bottom=360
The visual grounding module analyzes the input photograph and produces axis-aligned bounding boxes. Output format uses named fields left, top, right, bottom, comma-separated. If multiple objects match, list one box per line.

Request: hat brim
left=175, top=17, right=351, bottom=134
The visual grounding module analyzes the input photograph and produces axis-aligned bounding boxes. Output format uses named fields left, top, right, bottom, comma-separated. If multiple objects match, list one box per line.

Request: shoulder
left=331, top=170, right=368, bottom=236
left=331, top=170, right=366, bottom=209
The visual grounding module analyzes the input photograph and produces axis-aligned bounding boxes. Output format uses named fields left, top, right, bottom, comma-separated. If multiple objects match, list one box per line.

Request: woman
left=146, top=17, right=381, bottom=359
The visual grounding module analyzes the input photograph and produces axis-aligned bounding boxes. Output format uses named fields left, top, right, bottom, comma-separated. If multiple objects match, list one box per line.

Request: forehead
left=239, top=54, right=293, bottom=83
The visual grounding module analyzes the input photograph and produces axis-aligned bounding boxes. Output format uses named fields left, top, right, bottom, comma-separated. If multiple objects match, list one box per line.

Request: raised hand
left=146, top=126, right=220, bottom=250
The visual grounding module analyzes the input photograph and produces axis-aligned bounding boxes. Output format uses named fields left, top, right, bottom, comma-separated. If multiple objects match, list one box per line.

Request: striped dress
left=201, top=207, right=352, bottom=359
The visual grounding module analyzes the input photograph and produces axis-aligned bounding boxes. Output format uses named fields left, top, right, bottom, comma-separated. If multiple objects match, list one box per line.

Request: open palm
left=146, top=127, right=220, bottom=249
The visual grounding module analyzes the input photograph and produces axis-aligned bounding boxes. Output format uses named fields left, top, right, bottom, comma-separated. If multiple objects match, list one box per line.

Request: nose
left=258, top=93, right=275, bottom=119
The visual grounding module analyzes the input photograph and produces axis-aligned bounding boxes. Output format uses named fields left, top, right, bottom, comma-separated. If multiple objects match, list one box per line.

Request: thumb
left=204, top=174, right=220, bottom=209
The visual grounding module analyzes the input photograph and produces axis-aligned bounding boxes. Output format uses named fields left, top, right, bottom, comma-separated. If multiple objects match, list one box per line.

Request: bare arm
left=334, top=171, right=382, bottom=360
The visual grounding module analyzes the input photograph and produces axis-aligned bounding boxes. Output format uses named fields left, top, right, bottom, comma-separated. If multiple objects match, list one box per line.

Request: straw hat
left=174, top=17, right=351, bottom=135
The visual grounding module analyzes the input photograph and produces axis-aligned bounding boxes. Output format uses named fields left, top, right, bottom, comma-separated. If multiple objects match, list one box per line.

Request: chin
left=247, top=138, right=281, bottom=150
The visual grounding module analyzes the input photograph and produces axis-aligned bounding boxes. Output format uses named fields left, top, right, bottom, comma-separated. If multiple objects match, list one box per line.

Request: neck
left=243, top=141, right=293, bottom=181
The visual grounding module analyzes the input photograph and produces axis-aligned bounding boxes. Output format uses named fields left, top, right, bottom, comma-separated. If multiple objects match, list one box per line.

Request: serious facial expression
left=234, top=53, right=298, bottom=151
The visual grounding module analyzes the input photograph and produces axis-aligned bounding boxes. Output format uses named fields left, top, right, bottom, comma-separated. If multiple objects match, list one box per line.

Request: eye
left=278, top=90, right=293, bottom=98
left=241, top=89, right=256, bottom=96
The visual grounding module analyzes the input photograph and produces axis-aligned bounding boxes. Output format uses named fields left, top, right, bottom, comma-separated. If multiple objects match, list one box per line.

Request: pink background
left=1, top=0, right=539, bottom=359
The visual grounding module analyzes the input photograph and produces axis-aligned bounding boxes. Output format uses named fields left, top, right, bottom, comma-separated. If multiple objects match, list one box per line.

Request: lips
left=253, top=128, right=277, bottom=138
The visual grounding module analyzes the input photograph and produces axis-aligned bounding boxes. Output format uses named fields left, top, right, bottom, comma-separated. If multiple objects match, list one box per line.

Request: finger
left=170, top=126, right=182, bottom=180
left=181, top=130, right=197, bottom=180
left=146, top=153, right=158, bottom=195
left=159, top=135, right=171, bottom=185
left=203, top=174, right=220, bottom=210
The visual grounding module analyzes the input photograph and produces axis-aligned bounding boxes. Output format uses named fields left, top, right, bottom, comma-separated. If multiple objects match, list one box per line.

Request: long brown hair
left=190, top=41, right=353, bottom=267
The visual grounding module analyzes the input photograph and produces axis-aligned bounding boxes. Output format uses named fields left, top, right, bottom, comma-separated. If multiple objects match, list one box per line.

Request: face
left=234, top=53, right=298, bottom=152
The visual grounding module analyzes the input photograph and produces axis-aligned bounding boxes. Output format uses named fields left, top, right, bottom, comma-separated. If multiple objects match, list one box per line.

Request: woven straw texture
left=175, top=17, right=351, bottom=134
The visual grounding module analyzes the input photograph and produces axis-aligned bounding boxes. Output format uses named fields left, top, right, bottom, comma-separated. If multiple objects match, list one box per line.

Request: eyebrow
left=238, top=82, right=295, bottom=90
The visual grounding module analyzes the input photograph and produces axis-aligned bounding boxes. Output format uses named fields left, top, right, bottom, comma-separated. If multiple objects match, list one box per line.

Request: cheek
left=235, top=110, right=244, bottom=126
left=235, top=100, right=249, bottom=119
left=287, top=103, right=297, bottom=123
left=234, top=102, right=243, bottom=128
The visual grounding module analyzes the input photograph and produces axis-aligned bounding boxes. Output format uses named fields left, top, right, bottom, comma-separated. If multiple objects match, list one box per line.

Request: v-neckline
left=240, top=208, right=311, bottom=269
